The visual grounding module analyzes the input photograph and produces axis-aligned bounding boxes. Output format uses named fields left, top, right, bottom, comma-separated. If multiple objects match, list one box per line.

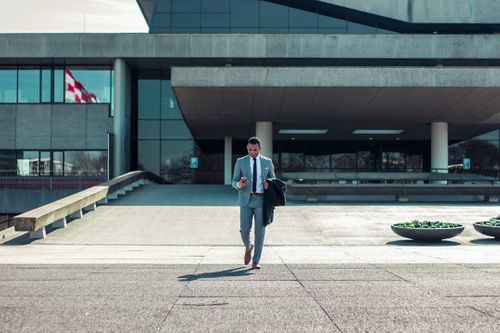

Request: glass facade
left=0, top=150, right=107, bottom=177
left=138, top=79, right=196, bottom=183
left=449, top=129, right=500, bottom=177
left=269, top=140, right=429, bottom=173
left=0, top=66, right=113, bottom=104
left=151, top=0, right=392, bottom=34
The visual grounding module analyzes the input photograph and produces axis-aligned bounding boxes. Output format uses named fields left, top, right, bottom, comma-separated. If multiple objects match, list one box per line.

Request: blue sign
left=190, top=157, right=198, bottom=169
left=463, top=158, right=470, bottom=170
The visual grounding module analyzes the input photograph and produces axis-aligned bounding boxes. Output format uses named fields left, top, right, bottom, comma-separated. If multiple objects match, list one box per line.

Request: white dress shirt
left=249, top=154, right=263, bottom=193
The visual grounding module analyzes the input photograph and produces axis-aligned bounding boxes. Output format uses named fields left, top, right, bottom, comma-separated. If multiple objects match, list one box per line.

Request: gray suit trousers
left=240, top=195, right=265, bottom=264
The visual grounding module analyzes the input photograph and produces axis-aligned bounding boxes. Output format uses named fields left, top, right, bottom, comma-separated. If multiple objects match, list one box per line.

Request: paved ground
left=1, top=184, right=499, bottom=332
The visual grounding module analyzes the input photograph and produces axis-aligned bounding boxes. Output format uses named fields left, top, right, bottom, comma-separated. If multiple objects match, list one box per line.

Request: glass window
left=139, top=120, right=161, bottom=140
left=289, top=7, right=317, bottom=28
left=39, top=151, right=51, bottom=176
left=289, top=27, right=318, bottom=33
left=260, top=1, right=288, bottom=27
left=18, top=69, right=40, bottom=103
left=172, top=13, right=200, bottom=27
left=161, top=81, right=182, bottom=119
left=383, top=152, right=406, bottom=170
left=41, top=69, right=52, bottom=103
left=154, top=13, right=171, bottom=27
left=319, top=15, right=347, bottom=28
left=160, top=140, right=194, bottom=183
left=230, top=0, right=259, bottom=27
left=406, top=154, right=423, bottom=172
left=64, top=151, right=107, bottom=176
left=305, top=154, right=330, bottom=169
left=357, top=151, right=372, bottom=170
left=172, top=0, right=200, bottom=12
left=161, top=120, right=192, bottom=139
left=280, top=153, right=304, bottom=169
left=156, top=0, right=172, bottom=12
left=0, top=151, right=17, bottom=176
left=54, top=69, right=64, bottom=103
left=65, top=69, right=112, bottom=103
left=201, top=27, right=230, bottom=33
left=138, top=80, right=161, bottom=119
left=202, top=0, right=230, bottom=12
left=138, top=140, right=160, bottom=175
left=331, top=153, right=356, bottom=170
left=201, top=13, right=230, bottom=27
left=348, top=21, right=377, bottom=34
left=17, top=151, right=39, bottom=176
left=53, top=151, right=63, bottom=176
left=0, top=69, right=17, bottom=103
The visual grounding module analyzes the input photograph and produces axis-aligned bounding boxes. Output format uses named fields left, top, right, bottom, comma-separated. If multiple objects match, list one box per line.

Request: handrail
left=12, top=170, right=161, bottom=239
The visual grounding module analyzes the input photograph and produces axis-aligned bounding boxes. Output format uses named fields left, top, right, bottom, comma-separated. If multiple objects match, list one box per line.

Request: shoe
left=244, top=245, right=254, bottom=265
left=252, top=262, right=261, bottom=269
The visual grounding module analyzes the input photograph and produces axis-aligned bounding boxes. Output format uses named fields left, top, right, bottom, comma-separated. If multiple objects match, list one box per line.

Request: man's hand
left=263, top=181, right=269, bottom=190
left=238, top=177, right=248, bottom=188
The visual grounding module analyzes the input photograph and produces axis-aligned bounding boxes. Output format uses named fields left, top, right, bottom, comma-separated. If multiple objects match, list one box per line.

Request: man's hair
left=247, top=137, right=261, bottom=148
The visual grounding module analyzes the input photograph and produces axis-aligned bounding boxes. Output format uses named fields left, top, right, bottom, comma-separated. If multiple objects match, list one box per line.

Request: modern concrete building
left=1, top=0, right=500, bottom=212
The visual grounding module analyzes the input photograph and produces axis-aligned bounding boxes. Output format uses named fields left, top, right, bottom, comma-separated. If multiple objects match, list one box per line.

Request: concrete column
left=256, top=122, right=273, bottom=158
left=224, top=136, right=232, bottom=185
left=431, top=122, right=448, bottom=185
left=113, top=58, right=130, bottom=178
left=431, top=122, right=448, bottom=173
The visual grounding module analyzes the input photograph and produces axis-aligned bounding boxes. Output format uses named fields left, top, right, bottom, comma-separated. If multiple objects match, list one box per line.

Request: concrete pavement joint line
left=156, top=262, right=201, bottom=333
left=275, top=251, right=343, bottom=332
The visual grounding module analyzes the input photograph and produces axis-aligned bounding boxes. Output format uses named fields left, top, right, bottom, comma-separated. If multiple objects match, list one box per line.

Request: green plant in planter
left=475, top=216, right=500, bottom=227
left=473, top=216, right=500, bottom=239
left=391, top=220, right=465, bottom=242
left=395, top=220, right=461, bottom=229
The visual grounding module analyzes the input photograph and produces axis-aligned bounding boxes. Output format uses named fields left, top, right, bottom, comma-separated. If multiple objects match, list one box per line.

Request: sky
left=0, top=0, right=148, bottom=33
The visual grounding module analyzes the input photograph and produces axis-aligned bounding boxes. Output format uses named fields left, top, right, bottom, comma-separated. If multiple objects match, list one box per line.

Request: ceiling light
left=353, top=129, right=404, bottom=135
left=279, top=129, right=328, bottom=135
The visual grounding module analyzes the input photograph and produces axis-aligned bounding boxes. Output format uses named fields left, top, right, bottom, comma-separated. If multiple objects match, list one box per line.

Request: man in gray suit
left=232, top=137, right=276, bottom=269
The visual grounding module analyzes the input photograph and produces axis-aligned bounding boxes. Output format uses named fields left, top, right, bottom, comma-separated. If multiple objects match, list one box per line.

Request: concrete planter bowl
left=391, top=221, right=465, bottom=242
left=473, top=218, right=500, bottom=240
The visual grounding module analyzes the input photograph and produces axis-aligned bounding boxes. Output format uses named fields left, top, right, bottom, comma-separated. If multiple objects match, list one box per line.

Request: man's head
left=247, top=137, right=262, bottom=158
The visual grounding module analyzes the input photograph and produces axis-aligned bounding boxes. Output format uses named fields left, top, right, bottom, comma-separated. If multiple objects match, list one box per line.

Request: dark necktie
left=252, top=157, right=257, bottom=193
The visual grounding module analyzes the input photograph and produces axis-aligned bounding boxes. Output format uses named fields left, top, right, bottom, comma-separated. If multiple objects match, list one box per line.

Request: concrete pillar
left=113, top=58, right=130, bottom=178
left=53, top=217, right=67, bottom=229
left=431, top=122, right=448, bottom=184
left=224, top=136, right=232, bottom=185
left=256, top=122, right=273, bottom=158
left=29, top=227, right=46, bottom=239
left=431, top=122, right=448, bottom=173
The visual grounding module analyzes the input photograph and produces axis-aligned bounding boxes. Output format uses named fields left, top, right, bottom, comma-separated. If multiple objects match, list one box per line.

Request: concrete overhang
left=172, top=67, right=500, bottom=141
left=318, top=0, right=500, bottom=24
left=2, top=34, right=500, bottom=61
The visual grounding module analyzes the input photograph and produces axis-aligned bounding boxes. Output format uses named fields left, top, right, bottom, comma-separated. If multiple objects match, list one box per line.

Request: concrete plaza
left=0, top=184, right=499, bottom=332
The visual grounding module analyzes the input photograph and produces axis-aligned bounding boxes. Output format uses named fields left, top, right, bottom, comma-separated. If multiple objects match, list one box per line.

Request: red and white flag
left=65, top=69, right=99, bottom=103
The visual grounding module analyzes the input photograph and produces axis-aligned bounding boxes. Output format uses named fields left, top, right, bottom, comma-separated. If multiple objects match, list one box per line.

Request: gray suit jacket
left=232, top=155, right=276, bottom=207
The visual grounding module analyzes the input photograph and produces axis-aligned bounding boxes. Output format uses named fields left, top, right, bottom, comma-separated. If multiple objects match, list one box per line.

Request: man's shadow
left=178, top=267, right=253, bottom=281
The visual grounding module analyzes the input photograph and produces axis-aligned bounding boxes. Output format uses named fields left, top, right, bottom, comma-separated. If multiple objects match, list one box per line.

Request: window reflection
left=0, top=69, right=16, bottom=103
left=331, top=153, right=356, bottom=170
left=160, top=140, right=194, bottom=183
left=63, top=151, right=107, bottom=176
left=17, top=151, right=39, bottom=176
left=53, top=151, right=63, bottom=176
left=382, top=152, right=406, bottom=170
left=18, top=69, right=40, bottom=103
